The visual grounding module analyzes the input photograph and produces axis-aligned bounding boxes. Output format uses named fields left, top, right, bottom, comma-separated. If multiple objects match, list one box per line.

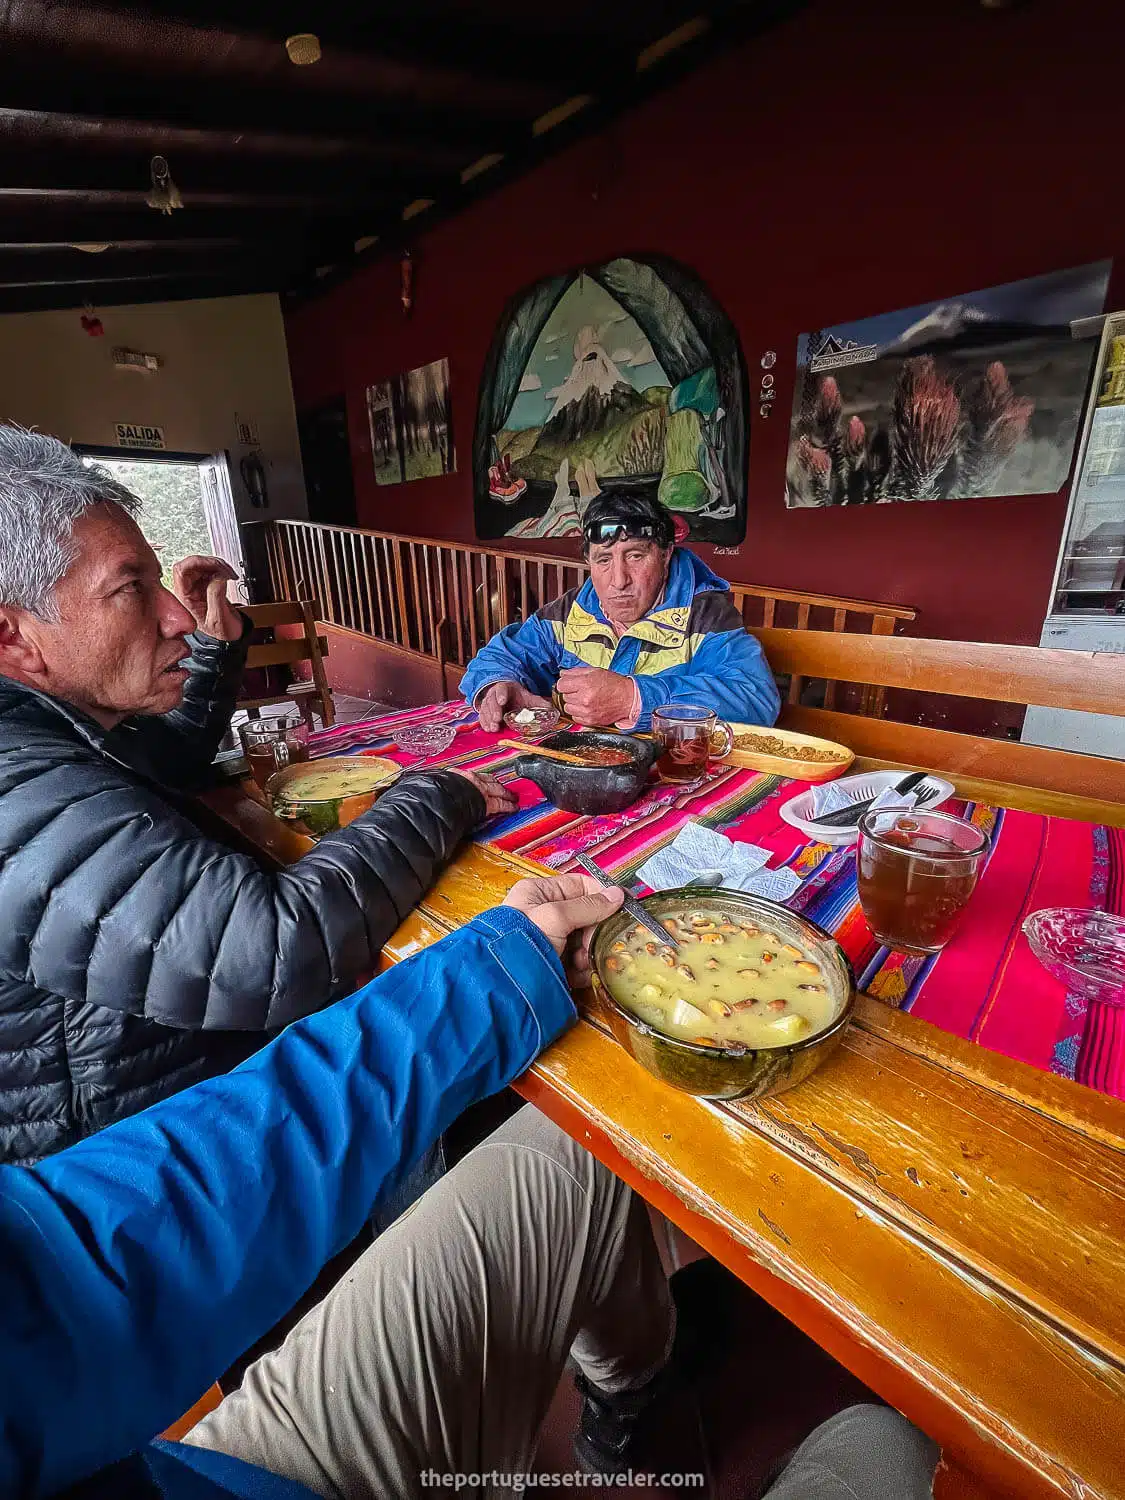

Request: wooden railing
left=255, top=519, right=916, bottom=712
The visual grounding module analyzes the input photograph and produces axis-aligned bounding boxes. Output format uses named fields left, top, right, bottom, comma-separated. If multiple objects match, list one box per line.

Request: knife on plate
left=812, top=771, right=929, bottom=829
left=574, top=853, right=679, bottom=948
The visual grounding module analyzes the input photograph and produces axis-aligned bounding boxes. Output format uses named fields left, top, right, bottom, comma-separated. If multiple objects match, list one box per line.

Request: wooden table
left=200, top=760, right=1125, bottom=1500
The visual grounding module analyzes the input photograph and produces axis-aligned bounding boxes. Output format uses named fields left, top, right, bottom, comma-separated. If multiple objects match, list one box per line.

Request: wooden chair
left=752, top=627, right=1125, bottom=804
left=238, top=600, right=335, bottom=728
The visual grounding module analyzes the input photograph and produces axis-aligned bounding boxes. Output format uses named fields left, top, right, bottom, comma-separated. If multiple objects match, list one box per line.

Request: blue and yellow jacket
left=459, top=548, right=780, bottom=729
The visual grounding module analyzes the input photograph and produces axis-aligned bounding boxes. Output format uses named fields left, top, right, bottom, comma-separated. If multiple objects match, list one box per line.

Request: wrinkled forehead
left=58, top=504, right=158, bottom=594
left=587, top=536, right=668, bottom=566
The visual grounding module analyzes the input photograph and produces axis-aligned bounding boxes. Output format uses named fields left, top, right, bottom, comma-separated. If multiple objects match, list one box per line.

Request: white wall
left=0, top=292, right=307, bottom=522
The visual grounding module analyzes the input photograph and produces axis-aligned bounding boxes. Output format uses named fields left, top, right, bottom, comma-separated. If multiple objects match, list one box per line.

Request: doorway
left=297, top=396, right=357, bottom=527
left=78, top=448, right=246, bottom=598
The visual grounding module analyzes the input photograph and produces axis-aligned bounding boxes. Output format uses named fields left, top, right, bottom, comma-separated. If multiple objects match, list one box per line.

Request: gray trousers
left=188, top=1106, right=675, bottom=1497
left=188, top=1106, right=938, bottom=1499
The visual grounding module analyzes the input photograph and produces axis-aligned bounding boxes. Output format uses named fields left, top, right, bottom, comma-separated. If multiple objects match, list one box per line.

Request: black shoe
left=573, top=1258, right=736, bottom=1475
left=573, top=1362, right=672, bottom=1474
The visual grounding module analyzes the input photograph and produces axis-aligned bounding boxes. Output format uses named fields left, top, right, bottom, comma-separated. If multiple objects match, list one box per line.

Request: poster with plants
left=786, top=262, right=1111, bottom=507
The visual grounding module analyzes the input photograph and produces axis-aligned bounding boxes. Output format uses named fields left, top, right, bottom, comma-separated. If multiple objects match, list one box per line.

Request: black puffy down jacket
left=0, top=629, right=485, bottom=1164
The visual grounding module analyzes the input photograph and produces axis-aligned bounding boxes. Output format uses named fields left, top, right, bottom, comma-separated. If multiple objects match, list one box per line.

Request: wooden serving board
left=719, top=722, right=854, bottom=783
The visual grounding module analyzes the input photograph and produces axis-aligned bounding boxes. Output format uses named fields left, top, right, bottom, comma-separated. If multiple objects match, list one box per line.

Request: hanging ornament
left=146, top=156, right=184, bottom=215
left=400, top=251, right=414, bottom=316
left=80, top=306, right=105, bottom=337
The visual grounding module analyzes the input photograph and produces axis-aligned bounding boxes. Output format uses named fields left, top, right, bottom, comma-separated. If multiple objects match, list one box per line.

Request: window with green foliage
left=82, top=457, right=212, bottom=584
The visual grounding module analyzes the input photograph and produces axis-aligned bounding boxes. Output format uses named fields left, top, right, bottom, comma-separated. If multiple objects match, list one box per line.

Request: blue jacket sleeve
left=632, top=627, right=781, bottom=729
left=459, top=613, right=563, bottom=705
left=0, top=907, right=574, bottom=1499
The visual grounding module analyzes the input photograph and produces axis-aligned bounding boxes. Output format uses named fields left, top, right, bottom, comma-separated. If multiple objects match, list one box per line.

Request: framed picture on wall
left=366, top=358, right=455, bottom=487
left=785, top=260, right=1112, bottom=507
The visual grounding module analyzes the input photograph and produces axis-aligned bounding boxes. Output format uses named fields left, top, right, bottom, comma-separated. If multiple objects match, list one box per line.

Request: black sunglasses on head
left=582, top=520, right=666, bottom=547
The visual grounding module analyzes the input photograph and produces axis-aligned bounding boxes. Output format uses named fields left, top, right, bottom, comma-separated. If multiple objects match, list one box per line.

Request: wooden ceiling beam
left=0, top=271, right=281, bottom=314
left=0, top=68, right=511, bottom=161
left=0, top=106, right=469, bottom=176
left=0, top=246, right=298, bottom=281
left=108, top=0, right=650, bottom=83
left=0, top=186, right=387, bottom=213
left=0, top=237, right=252, bottom=254
left=0, top=3, right=564, bottom=119
left=0, top=207, right=368, bottom=244
left=0, top=153, right=426, bottom=202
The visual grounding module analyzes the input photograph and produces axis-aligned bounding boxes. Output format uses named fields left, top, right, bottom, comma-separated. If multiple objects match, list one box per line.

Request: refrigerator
left=1022, top=312, right=1125, bottom=758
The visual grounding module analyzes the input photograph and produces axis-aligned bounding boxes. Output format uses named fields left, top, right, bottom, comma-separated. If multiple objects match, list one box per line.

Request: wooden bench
left=753, top=627, right=1125, bottom=804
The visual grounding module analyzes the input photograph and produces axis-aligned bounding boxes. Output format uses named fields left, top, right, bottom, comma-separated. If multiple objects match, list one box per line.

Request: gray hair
left=0, top=426, right=140, bottom=620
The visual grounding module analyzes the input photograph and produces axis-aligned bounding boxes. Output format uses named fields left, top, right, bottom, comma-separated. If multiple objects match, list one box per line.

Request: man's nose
left=159, top=587, right=197, bottom=638
left=610, top=554, right=630, bottom=590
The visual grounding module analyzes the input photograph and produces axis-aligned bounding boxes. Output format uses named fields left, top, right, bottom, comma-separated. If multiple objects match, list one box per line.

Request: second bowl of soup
left=268, top=755, right=401, bottom=836
left=589, top=889, right=854, bottom=1100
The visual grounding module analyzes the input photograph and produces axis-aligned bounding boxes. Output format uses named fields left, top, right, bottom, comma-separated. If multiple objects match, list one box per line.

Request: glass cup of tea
left=651, top=705, right=734, bottom=785
left=239, top=717, right=309, bottom=789
left=857, top=808, right=988, bottom=956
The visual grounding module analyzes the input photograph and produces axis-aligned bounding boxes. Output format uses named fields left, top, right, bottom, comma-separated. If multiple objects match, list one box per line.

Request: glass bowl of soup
left=268, top=755, right=401, bottom=836
left=589, top=889, right=855, bottom=1101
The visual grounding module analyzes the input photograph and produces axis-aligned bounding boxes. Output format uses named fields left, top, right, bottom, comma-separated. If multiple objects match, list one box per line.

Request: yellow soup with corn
left=602, top=907, right=838, bottom=1048
left=277, top=765, right=396, bottom=801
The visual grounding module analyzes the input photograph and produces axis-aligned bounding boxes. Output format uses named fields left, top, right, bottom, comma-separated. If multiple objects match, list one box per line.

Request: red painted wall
left=285, top=0, right=1124, bottom=648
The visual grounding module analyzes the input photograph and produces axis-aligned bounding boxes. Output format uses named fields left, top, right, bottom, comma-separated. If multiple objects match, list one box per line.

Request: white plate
left=779, top=770, right=955, bottom=846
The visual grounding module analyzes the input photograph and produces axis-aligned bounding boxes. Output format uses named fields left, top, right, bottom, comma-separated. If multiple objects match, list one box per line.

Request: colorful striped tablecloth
left=310, top=703, right=1125, bottom=1100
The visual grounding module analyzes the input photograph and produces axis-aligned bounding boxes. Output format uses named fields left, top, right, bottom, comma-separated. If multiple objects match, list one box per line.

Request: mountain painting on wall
left=786, top=261, right=1112, bottom=507
left=473, top=257, right=747, bottom=544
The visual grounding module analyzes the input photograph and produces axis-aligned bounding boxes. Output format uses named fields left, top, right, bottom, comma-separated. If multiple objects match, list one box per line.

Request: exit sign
left=114, top=422, right=166, bottom=450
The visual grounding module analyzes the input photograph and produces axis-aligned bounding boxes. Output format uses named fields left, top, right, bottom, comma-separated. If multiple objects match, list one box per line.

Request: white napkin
left=635, top=820, right=802, bottom=902
left=810, top=779, right=919, bottom=821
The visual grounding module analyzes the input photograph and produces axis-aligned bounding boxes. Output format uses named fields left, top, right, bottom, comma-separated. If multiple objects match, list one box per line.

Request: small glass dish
left=503, top=705, right=561, bottom=741
left=1022, top=908, right=1125, bottom=1008
left=391, top=721, right=457, bottom=759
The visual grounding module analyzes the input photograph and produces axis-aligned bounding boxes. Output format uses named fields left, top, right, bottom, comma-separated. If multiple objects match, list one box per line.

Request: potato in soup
left=602, top=906, right=838, bottom=1048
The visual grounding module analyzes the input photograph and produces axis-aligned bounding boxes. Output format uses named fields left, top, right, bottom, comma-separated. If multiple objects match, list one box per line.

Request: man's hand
left=449, top=767, right=518, bottom=820
left=476, top=680, right=552, bottom=733
left=556, top=666, right=636, bottom=728
left=504, top=874, right=625, bottom=988
left=171, top=556, right=243, bottom=642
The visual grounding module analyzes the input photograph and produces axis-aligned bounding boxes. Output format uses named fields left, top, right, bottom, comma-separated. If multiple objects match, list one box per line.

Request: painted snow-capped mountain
left=539, top=324, right=646, bottom=446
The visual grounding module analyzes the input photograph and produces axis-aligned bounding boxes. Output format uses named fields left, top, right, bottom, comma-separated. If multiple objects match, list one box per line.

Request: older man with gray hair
left=0, top=427, right=512, bottom=1165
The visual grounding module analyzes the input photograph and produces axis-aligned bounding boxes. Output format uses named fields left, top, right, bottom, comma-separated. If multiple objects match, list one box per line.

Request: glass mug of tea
left=239, top=717, right=309, bottom=789
left=857, top=808, right=988, bottom=956
left=651, top=704, right=734, bottom=785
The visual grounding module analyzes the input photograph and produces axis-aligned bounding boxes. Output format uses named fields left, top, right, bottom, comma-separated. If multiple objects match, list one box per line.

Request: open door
left=199, top=453, right=248, bottom=603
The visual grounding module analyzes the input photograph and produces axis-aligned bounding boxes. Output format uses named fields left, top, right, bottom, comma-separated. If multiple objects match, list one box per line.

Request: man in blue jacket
left=460, top=491, right=780, bottom=733
left=0, top=870, right=940, bottom=1500
left=0, top=872, right=665, bottom=1499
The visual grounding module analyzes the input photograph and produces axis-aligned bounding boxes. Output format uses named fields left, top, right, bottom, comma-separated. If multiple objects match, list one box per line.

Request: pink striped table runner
left=309, top=705, right=1125, bottom=1099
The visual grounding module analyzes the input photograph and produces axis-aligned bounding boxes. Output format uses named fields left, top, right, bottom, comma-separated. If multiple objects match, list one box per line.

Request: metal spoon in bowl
left=574, top=853, right=678, bottom=948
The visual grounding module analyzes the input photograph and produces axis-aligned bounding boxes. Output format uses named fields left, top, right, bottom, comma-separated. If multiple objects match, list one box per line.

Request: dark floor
left=534, top=1239, right=879, bottom=1498
left=332, top=692, right=389, bottom=723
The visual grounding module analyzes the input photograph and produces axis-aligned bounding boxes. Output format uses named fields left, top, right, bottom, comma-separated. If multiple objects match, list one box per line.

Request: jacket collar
left=571, top=547, right=722, bottom=648
left=0, top=673, right=153, bottom=777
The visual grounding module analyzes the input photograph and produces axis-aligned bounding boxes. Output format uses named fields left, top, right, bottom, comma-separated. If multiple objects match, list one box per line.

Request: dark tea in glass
left=857, top=809, right=987, bottom=956
left=651, top=705, right=734, bottom=785
left=239, top=718, right=308, bottom=789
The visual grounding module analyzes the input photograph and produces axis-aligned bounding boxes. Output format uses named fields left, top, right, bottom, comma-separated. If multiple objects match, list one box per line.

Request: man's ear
left=0, top=608, right=46, bottom=678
